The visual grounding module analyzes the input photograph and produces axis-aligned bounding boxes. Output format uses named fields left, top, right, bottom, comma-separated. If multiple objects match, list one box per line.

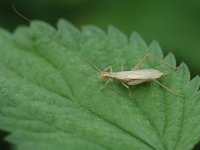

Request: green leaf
left=0, top=19, right=200, bottom=150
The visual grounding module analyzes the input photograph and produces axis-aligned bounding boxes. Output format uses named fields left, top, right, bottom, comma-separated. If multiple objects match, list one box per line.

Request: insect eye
left=100, top=72, right=107, bottom=79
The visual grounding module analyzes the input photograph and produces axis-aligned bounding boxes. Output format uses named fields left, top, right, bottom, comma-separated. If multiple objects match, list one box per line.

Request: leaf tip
left=129, top=32, right=147, bottom=49
left=164, top=52, right=176, bottom=66
left=148, top=40, right=163, bottom=57
left=177, top=62, right=190, bottom=82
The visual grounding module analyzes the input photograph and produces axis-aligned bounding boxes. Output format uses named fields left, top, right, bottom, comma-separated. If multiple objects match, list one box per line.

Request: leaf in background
left=0, top=20, right=200, bottom=150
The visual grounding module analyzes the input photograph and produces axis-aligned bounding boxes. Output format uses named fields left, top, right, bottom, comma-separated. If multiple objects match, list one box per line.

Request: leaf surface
left=0, top=20, right=200, bottom=150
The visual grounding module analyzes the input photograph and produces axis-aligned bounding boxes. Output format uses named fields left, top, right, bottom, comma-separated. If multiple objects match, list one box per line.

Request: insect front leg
left=100, top=79, right=113, bottom=91
left=103, top=66, right=113, bottom=72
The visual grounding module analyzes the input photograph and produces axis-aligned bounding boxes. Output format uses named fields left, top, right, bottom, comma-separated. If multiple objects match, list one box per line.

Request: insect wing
left=111, top=69, right=163, bottom=80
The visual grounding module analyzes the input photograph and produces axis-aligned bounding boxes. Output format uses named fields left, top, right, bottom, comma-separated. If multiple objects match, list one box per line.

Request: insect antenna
left=12, top=4, right=103, bottom=74
left=12, top=4, right=31, bottom=23
left=68, top=53, right=103, bottom=74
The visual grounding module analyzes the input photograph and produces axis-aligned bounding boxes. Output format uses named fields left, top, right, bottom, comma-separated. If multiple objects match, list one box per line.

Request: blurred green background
left=0, top=0, right=200, bottom=149
left=1, top=0, right=200, bottom=77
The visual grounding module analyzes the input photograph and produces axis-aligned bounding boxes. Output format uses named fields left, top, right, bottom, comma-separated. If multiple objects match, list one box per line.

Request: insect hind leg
left=132, top=53, right=176, bottom=70
left=152, top=79, right=183, bottom=97
left=132, top=54, right=150, bottom=70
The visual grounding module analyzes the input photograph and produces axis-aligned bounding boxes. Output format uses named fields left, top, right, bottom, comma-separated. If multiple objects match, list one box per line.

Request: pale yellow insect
left=12, top=5, right=182, bottom=97
left=94, top=54, right=183, bottom=97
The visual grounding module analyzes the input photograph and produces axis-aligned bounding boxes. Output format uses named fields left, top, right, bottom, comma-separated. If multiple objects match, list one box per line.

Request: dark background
left=0, top=0, right=200, bottom=149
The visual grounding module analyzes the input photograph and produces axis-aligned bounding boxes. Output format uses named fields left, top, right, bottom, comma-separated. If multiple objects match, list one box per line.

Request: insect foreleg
left=103, top=66, right=113, bottom=72
left=152, top=79, right=183, bottom=97
left=100, top=79, right=113, bottom=91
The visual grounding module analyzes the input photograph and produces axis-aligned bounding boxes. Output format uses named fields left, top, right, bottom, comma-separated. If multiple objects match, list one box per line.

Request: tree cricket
left=12, top=5, right=183, bottom=97
left=92, top=54, right=183, bottom=97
